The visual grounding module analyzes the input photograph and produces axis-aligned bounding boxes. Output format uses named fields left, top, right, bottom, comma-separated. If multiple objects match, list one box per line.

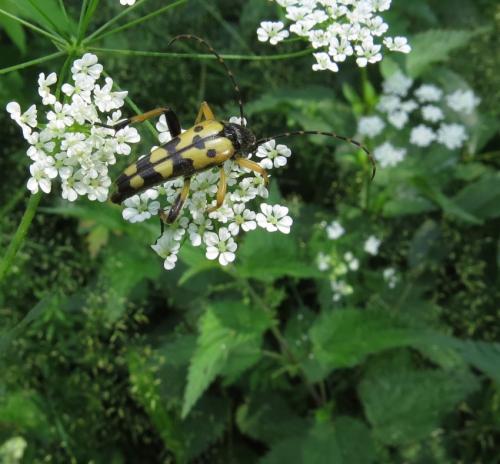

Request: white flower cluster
left=257, top=0, right=411, bottom=73
left=122, top=117, right=293, bottom=270
left=357, top=71, right=481, bottom=168
left=119, top=0, right=136, bottom=5
left=6, top=54, right=140, bottom=201
left=317, top=221, right=391, bottom=300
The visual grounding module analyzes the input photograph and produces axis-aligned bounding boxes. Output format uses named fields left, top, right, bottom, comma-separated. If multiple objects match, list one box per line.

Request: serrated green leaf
left=238, top=228, right=321, bottom=282
left=359, top=363, right=479, bottom=445
left=182, top=301, right=271, bottom=418
left=260, top=418, right=375, bottom=464
left=310, top=309, right=427, bottom=371
left=406, top=28, right=487, bottom=77
left=453, top=173, right=500, bottom=220
left=443, top=339, right=500, bottom=384
left=236, top=393, right=309, bottom=446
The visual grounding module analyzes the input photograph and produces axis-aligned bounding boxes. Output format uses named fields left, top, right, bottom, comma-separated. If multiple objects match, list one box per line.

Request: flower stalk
left=0, top=192, right=42, bottom=284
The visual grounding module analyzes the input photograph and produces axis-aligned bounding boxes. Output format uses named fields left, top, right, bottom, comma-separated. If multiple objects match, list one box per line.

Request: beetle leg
left=194, top=101, right=216, bottom=124
left=159, top=177, right=191, bottom=224
left=235, top=158, right=269, bottom=185
left=97, top=106, right=182, bottom=136
left=207, top=167, right=227, bottom=213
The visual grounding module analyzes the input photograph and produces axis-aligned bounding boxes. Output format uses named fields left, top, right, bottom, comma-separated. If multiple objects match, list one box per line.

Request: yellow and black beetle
left=104, top=35, right=375, bottom=225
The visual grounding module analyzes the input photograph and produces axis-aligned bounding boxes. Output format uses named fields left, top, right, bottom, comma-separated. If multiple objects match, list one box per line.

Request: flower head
left=256, top=0, right=410, bottom=72
left=7, top=54, right=139, bottom=203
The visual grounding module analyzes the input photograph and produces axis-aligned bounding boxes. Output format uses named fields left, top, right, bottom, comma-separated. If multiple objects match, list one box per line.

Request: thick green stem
left=0, top=193, right=42, bottom=284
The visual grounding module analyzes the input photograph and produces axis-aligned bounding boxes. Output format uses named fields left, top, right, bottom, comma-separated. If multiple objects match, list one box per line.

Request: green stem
left=83, top=0, right=150, bottom=43
left=84, top=0, right=186, bottom=44
left=58, top=0, right=69, bottom=21
left=102, top=71, right=157, bottom=139
left=0, top=51, right=65, bottom=75
left=77, top=0, right=89, bottom=39
left=55, top=53, right=74, bottom=100
left=0, top=8, right=67, bottom=45
left=0, top=193, right=42, bottom=284
left=235, top=274, right=323, bottom=406
left=88, top=47, right=313, bottom=61
left=78, top=0, right=100, bottom=42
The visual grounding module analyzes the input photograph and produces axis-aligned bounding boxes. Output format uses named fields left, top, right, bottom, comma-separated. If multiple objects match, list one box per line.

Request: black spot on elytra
left=194, top=125, right=203, bottom=132
left=207, top=149, right=217, bottom=158
left=172, top=153, right=195, bottom=177
left=192, top=135, right=205, bottom=149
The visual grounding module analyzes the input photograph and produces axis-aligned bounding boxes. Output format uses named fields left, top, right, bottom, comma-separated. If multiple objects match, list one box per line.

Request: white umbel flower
left=364, top=236, right=381, bottom=255
left=410, top=125, right=436, bottom=147
left=326, top=221, right=345, bottom=240
left=437, top=123, right=468, bottom=150
left=151, top=232, right=180, bottom=270
left=446, top=89, right=480, bottom=115
left=256, top=139, right=291, bottom=169
left=373, top=142, right=406, bottom=168
left=256, top=0, right=410, bottom=72
left=204, top=228, right=237, bottom=265
left=257, top=21, right=289, bottom=45
left=256, top=204, right=293, bottom=233
left=7, top=54, right=141, bottom=205
left=122, top=190, right=160, bottom=223
left=358, top=115, right=385, bottom=137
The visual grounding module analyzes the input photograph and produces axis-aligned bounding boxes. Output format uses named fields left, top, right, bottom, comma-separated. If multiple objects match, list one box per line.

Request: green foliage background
left=1, top=0, right=500, bottom=462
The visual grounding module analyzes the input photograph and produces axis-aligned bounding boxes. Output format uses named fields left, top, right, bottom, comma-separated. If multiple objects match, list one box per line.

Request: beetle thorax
left=223, top=122, right=256, bottom=157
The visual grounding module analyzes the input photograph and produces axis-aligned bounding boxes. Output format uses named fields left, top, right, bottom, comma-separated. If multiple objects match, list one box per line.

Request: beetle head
left=224, top=122, right=256, bottom=157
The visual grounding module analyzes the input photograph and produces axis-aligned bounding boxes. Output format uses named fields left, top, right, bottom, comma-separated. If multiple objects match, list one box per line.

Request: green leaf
left=359, top=359, right=479, bottom=445
left=453, top=173, right=500, bottom=220
left=0, top=9, right=26, bottom=53
left=236, top=393, right=309, bottom=446
left=406, top=28, right=488, bottom=77
left=182, top=301, right=272, bottom=418
left=407, top=220, right=445, bottom=269
left=260, top=418, right=375, bottom=464
left=98, top=235, right=161, bottom=321
left=412, top=177, right=483, bottom=225
left=442, top=339, right=500, bottom=384
left=309, top=309, right=427, bottom=371
left=9, top=0, right=74, bottom=37
left=238, top=228, right=321, bottom=282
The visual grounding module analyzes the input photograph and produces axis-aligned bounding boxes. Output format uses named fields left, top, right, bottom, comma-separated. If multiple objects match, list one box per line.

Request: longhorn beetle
left=105, top=35, right=375, bottom=225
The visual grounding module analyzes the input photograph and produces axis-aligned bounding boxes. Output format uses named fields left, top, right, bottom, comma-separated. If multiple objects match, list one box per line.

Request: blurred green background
left=1, top=0, right=500, bottom=462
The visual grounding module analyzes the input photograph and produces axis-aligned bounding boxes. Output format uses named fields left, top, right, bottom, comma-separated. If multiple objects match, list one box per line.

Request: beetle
left=104, top=35, right=375, bottom=225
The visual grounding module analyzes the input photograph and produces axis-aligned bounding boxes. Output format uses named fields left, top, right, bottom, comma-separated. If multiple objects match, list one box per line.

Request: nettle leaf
left=359, top=361, right=479, bottom=445
left=182, top=301, right=272, bottom=418
left=236, top=393, right=309, bottom=446
left=238, top=228, right=320, bottom=282
left=406, top=28, right=487, bottom=77
left=129, top=348, right=228, bottom=463
left=260, top=418, right=375, bottom=464
left=440, top=338, right=500, bottom=385
left=453, top=173, right=500, bottom=220
left=309, top=309, right=427, bottom=372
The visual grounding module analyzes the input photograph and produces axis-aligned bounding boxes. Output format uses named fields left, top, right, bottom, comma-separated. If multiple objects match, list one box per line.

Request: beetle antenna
left=168, top=34, right=246, bottom=126
left=255, top=130, right=376, bottom=180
